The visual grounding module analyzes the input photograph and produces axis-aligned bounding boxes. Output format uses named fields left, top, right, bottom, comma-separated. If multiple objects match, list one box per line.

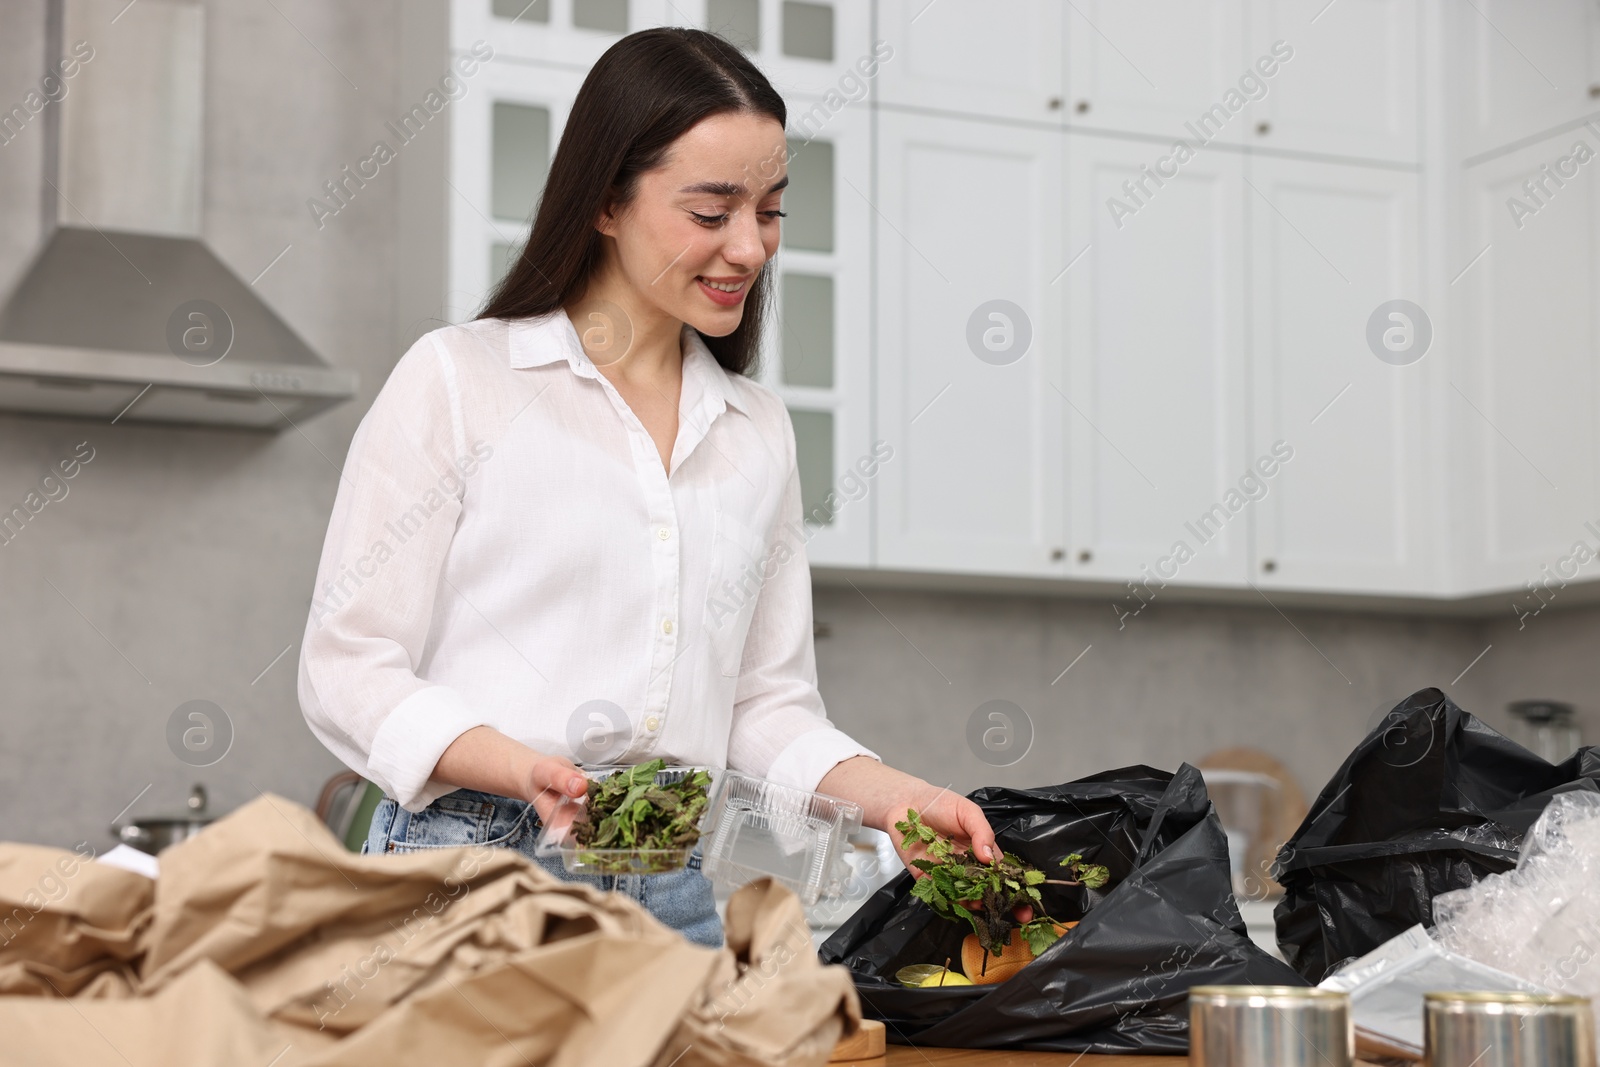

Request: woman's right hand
left=434, top=727, right=589, bottom=822
left=522, top=751, right=590, bottom=823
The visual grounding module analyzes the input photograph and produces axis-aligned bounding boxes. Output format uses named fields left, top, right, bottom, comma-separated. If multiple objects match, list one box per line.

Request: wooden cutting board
left=829, top=1019, right=885, bottom=1062
left=1198, top=746, right=1309, bottom=896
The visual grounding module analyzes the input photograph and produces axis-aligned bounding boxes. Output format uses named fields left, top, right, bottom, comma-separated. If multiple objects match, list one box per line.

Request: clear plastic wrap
left=1432, top=790, right=1600, bottom=1034
left=1318, top=924, right=1549, bottom=1057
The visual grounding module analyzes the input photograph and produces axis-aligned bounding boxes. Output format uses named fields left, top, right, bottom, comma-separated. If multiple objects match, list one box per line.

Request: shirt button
left=657, top=527, right=670, bottom=541
left=645, top=715, right=660, bottom=731
left=662, top=618, right=673, bottom=635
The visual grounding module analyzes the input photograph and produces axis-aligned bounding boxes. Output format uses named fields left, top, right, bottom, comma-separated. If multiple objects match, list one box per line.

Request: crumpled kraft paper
left=0, top=793, right=860, bottom=1067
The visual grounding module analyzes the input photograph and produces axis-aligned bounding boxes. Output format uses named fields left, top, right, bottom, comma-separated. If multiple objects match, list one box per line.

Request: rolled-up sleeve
left=724, top=405, right=879, bottom=795
left=297, top=334, right=488, bottom=812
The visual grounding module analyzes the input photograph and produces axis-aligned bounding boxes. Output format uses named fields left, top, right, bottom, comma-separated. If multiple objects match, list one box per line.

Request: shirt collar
left=508, top=308, right=746, bottom=416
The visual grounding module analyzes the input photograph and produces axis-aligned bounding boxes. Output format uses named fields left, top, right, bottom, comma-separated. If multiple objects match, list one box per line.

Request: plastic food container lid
left=698, top=770, right=864, bottom=906
left=533, top=763, right=717, bottom=876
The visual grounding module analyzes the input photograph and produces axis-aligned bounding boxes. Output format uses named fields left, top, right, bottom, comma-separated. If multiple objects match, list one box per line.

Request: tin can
left=1424, top=991, right=1596, bottom=1067
left=1189, top=985, right=1353, bottom=1067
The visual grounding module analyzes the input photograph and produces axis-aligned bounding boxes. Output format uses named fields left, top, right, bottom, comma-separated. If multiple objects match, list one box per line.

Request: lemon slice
left=919, top=970, right=972, bottom=987
left=894, top=964, right=946, bottom=988
left=894, top=964, right=971, bottom=988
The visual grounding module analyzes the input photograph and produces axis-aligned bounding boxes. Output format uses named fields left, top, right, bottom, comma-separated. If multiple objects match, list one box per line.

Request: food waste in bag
left=889, top=809, right=1106, bottom=987
left=821, top=764, right=1303, bottom=1054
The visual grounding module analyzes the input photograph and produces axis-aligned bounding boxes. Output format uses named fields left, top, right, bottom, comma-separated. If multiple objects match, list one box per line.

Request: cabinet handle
left=1261, top=559, right=1277, bottom=573
left=1048, top=96, right=1063, bottom=110
left=1256, top=121, right=1271, bottom=135
left=1075, top=100, right=1090, bottom=113
left=1078, top=549, right=1092, bottom=564
left=1590, top=85, right=1600, bottom=98
left=1050, top=547, right=1065, bottom=561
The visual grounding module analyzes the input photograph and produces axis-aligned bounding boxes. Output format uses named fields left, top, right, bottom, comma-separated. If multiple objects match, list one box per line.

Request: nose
left=720, top=203, right=768, bottom=269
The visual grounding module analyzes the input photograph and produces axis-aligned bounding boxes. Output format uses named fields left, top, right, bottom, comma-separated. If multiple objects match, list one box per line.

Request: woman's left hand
left=816, top=757, right=1034, bottom=923
left=884, top=786, right=1000, bottom=867
left=885, top=786, right=1036, bottom=924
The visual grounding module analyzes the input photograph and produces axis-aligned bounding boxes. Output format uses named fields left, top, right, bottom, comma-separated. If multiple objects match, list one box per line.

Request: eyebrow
left=678, top=174, right=789, bottom=198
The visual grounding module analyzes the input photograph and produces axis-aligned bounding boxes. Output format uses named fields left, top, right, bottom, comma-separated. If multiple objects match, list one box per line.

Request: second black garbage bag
left=818, top=763, right=1301, bottom=1054
left=1274, top=686, right=1600, bottom=983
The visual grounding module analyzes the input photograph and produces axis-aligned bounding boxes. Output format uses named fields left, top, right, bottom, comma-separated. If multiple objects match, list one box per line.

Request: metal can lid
left=1189, top=985, right=1350, bottom=1003
left=1425, top=991, right=1593, bottom=1008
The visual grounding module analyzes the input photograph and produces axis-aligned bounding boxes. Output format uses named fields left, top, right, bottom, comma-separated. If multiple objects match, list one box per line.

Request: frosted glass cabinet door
left=1452, top=135, right=1600, bottom=594
left=1245, top=0, right=1420, bottom=164
left=1063, top=133, right=1249, bottom=588
left=874, top=111, right=1067, bottom=577
left=1247, top=155, right=1434, bottom=595
left=448, top=60, right=584, bottom=321
left=875, top=0, right=1065, bottom=123
left=1066, top=0, right=1246, bottom=144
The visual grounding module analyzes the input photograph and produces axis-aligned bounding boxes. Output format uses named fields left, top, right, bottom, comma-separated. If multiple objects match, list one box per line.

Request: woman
left=297, top=27, right=1006, bottom=948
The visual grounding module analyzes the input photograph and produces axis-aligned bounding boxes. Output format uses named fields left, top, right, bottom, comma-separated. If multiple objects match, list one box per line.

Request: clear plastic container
left=533, top=764, right=717, bottom=876
left=698, top=771, right=863, bottom=905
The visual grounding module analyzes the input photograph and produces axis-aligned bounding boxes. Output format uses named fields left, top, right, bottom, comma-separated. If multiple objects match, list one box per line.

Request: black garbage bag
left=1274, top=686, right=1600, bottom=983
left=818, top=763, right=1302, bottom=1054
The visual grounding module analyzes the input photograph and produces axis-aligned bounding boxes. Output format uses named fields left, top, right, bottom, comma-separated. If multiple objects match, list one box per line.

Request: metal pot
left=113, top=783, right=214, bottom=855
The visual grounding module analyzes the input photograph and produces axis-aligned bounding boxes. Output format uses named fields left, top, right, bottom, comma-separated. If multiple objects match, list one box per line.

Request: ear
left=595, top=194, right=624, bottom=238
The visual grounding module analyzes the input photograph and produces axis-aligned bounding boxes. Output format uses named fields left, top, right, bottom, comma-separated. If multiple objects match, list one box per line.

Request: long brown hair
left=475, top=28, right=786, bottom=377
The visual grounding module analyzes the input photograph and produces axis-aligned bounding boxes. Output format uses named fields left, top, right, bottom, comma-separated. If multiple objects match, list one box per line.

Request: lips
left=696, top=276, right=747, bottom=307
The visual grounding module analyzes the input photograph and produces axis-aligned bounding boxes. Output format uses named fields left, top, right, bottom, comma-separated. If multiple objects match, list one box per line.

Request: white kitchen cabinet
left=1063, top=133, right=1250, bottom=587
left=1245, top=0, right=1421, bottom=164
left=1451, top=133, right=1600, bottom=593
left=447, top=58, right=587, bottom=321
left=1454, top=0, right=1600, bottom=160
left=455, top=0, right=673, bottom=70
left=874, top=111, right=1068, bottom=577
left=1066, top=0, right=1247, bottom=145
left=698, top=0, right=874, bottom=101
left=874, top=0, right=1066, bottom=125
left=763, top=102, right=874, bottom=568
left=1247, top=154, right=1435, bottom=595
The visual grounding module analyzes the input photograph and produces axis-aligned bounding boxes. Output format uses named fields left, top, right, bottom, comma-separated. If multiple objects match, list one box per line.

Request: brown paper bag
left=0, top=793, right=860, bottom=1067
left=0, top=843, right=150, bottom=997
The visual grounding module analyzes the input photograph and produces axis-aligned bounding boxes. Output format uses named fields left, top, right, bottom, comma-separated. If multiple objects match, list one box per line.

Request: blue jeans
left=362, top=787, right=723, bottom=948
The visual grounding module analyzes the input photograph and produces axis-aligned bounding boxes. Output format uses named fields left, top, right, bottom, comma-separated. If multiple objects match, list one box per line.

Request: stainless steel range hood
left=0, top=0, right=356, bottom=429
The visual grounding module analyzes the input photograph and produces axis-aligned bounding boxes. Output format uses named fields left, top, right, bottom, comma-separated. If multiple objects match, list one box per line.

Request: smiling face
left=595, top=111, right=788, bottom=339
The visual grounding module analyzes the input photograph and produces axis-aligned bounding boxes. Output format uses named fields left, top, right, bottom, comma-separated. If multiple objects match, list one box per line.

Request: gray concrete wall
left=811, top=586, right=1513, bottom=806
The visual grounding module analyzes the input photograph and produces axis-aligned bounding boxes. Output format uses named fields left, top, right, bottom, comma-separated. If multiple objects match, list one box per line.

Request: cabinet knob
left=1048, top=96, right=1063, bottom=110
left=1050, top=547, right=1065, bottom=561
left=1262, top=559, right=1277, bottom=573
left=1590, top=85, right=1600, bottom=98
left=1256, top=121, right=1271, bottom=135
left=1075, top=100, right=1090, bottom=113
left=1078, top=549, right=1093, bottom=563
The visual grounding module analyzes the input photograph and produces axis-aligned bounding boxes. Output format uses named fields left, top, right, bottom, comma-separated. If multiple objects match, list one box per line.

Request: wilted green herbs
left=895, top=809, right=1112, bottom=956
left=571, top=759, right=712, bottom=871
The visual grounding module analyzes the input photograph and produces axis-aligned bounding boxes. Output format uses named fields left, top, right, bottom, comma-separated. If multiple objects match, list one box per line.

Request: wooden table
left=874, top=1052, right=1384, bottom=1065
left=881, top=1052, right=1179, bottom=1064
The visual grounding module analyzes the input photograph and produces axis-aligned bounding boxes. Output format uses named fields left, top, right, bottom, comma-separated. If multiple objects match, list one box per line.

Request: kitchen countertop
left=876, top=1051, right=1384, bottom=1065
left=880, top=1053, right=1180, bottom=1064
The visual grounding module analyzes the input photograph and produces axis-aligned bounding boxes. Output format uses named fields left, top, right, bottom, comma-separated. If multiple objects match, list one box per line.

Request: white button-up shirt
left=297, top=310, right=877, bottom=812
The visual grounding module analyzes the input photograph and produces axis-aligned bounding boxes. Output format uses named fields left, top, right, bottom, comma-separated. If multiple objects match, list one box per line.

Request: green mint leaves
left=894, top=808, right=1111, bottom=956
left=571, top=759, right=713, bottom=865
